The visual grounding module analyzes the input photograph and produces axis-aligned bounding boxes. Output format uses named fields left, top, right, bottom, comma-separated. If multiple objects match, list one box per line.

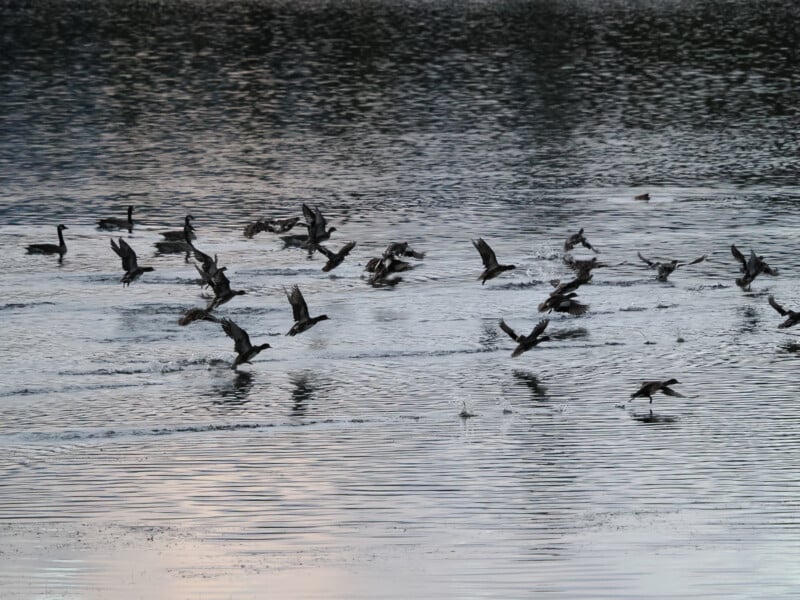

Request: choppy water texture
left=2, top=0, right=800, bottom=598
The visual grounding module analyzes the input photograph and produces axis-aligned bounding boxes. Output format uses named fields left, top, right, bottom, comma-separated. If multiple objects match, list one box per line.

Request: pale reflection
left=289, top=370, right=317, bottom=416
left=209, top=370, right=254, bottom=406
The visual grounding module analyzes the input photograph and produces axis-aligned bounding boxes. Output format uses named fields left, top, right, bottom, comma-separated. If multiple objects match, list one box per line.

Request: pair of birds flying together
left=215, top=284, right=329, bottom=369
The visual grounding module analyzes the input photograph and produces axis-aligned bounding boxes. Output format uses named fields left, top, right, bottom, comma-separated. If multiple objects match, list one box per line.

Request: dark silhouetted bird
left=110, top=238, right=154, bottom=285
left=767, top=296, right=800, bottom=329
left=98, top=205, right=134, bottom=233
left=26, top=224, right=68, bottom=260
left=498, top=318, right=550, bottom=357
left=220, top=318, right=270, bottom=369
left=473, top=238, right=516, bottom=284
left=285, top=285, right=329, bottom=336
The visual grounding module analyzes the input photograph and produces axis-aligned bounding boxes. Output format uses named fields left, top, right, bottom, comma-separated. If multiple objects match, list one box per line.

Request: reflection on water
left=2, top=0, right=800, bottom=598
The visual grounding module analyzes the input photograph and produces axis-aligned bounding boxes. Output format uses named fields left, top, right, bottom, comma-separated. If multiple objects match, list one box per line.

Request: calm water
left=2, top=0, right=800, bottom=598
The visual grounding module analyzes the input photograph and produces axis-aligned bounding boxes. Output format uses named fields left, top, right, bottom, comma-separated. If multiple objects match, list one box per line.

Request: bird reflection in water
left=211, top=370, right=255, bottom=406
left=512, top=370, right=549, bottom=401
left=631, top=411, right=677, bottom=424
left=290, top=371, right=317, bottom=416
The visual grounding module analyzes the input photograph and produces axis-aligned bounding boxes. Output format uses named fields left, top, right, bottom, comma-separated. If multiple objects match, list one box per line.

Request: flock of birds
left=23, top=201, right=791, bottom=412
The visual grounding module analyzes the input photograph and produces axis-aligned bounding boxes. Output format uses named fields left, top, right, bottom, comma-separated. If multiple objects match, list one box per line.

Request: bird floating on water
left=472, top=238, right=516, bottom=284
left=97, top=205, right=134, bottom=233
left=160, top=215, right=196, bottom=241
left=26, top=224, right=68, bottom=260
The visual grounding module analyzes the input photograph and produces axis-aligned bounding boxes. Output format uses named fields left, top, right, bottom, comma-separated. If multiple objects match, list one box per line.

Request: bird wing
left=760, top=260, right=778, bottom=276
left=637, top=251, right=657, bottom=268
left=338, top=241, right=356, bottom=257
left=286, top=285, right=310, bottom=321
left=564, top=299, right=589, bottom=316
left=681, top=254, right=706, bottom=267
left=221, top=318, right=252, bottom=355
left=313, top=207, right=328, bottom=237
left=192, top=245, right=213, bottom=269
left=581, top=238, right=599, bottom=253
left=302, top=204, right=316, bottom=228
left=316, top=244, right=335, bottom=259
left=498, top=319, right=520, bottom=342
left=117, top=238, right=138, bottom=272
left=661, top=386, right=684, bottom=398
left=768, top=295, right=789, bottom=316
left=211, top=269, right=232, bottom=296
left=110, top=237, right=123, bottom=259
left=530, top=318, right=550, bottom=339
left=730, top=244, right=746, bottom=267
left=473, top=238, right=498, bottom=269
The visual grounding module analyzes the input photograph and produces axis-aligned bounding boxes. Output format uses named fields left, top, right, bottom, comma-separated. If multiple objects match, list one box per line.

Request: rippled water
left=2, top=0, right=800, bottom=598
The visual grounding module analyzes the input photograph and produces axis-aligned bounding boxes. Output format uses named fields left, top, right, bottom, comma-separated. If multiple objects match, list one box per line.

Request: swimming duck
left=154, top=222, right=194, bottom=255
left=285, top=284, right=329, bottom=336
left=731, top=244, right=778, bottom=290
left=767, top=296, right=800, bottom=329
left=630, top=379, right=683, bottom=404
left=634, top=193, right=650, bottom=201
left=317, top=241, right=356, bottom=272
left=26, top=224, right=68, bottom=259
left=564, top=228, right=599, bottom=253
left=97, top=205, right=134, bottom=233
left=498, top=318, right=550, bottom=357
left=110, top=237, right=154, bottom=285
left=538, top=292, right=589, bottom=316
left=472, top=238, right=516, bottom=284
left=637, top=252, right=706, bottom=282
left=220, top=318, right=271, bottom=369
left=160, top=215, right=196, bottom=241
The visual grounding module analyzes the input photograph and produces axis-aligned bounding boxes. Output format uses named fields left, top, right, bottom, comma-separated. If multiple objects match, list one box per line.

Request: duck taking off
left=472, top=238, right=516, bottom=284
left=630, top=379, right=683, bottom=404
left=317, top=241, right=356, bottom=272
left=285, top=284, right=329, bottom=336
left=110, top=238, right=154, bottom=285
left=637, top=252, right=706, bottom=282
left=97, top=205, right=134, bottom=233
left=499, top=318, right=550, bottom=358
left=220, top=318, right=271, bottom=369
left=767, top=296, right=800, bottom=329
left=731, top=244, right=778, bottom=290
left=564, top=228, right=599, bottom=253
left=26, top=224, right=68, bottom=260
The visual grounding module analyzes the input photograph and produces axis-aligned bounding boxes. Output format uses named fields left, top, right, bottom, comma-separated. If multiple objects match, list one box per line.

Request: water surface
left=2, top=1, right=800, bottom=598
